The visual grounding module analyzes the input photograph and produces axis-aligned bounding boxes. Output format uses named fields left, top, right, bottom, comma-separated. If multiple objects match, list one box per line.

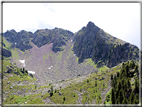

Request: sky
left=3, top=3, right=140, bottom=49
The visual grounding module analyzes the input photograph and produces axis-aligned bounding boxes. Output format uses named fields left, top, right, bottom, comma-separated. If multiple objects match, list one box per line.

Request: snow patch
left=19, top=60, right=26, bottom=67
left=48, top=66, right=53, bottom=69
left=19, top=60, right=25, bottom=64
left=28, top=71, right=35, bottom=74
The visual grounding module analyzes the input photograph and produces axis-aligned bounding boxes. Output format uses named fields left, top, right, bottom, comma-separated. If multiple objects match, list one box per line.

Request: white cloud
left=3, top=3, right=140, bottom=48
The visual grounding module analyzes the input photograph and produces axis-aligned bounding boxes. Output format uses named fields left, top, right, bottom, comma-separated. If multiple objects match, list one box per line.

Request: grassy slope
left=3, top=59, right=139, bottom=104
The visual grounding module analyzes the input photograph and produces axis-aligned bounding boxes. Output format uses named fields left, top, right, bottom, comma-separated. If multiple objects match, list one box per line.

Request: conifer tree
left=131, top=60, right=135, bottom=69
left=122, top=62, right=125, bottom=69
left=117, top=81, right=122, bottom=91
left=111, top=74, right=113, bottom=80
left=122, top=97, right=128, bottom=104
left=118, top=89, right=123, bottom=103
left=134, top=78, right=139, bottom=93
left=127, top=78, right=131, bottom=89
left=134, top=94, right=139, bottom=104
left=111, top=88, right=115, bottom=104
left=130, top=91, right=135, bottom=104
left=134, top=65, right=138, bottom=73
left=117, top=72, right=119, bottom=77
left=50, top=86, right=53, bottom=97
left=95, top=81, right=97, bottom=87
left=125, top=65, right=129, bottom=77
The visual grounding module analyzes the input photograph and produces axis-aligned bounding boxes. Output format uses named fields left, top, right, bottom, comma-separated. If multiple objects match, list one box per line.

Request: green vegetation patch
left=27, top=98, right=45, bottom=104
left=104, top=89, right=112, bottom=104
left=50, top=88, right=78, bottom=104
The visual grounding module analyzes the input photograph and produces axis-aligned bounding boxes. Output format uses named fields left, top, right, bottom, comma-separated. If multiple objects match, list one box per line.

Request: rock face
left=32, top=28, right=74, bottom=53
left=73, top=21, right=139, bottom=67
left=2, top=48, right=12, bottom=57
left=3, top=28, right=74, bottom=53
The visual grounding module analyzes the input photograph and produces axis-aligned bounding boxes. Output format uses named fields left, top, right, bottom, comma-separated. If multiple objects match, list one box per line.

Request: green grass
left=27, top=98, right=45, bottom=104
left=15, top=95, right=32, bottom=104
left=84, top=58, right=109, bottom=72
left=10, top=48, right=20, bottom=59
left=104, top=89, right=112, bottom=104
left=57, top=51, right=63, bottom=61
left=3, top=37, right=12, bottom=49
left=42, top=53, right=49, bottom=62
left=42, top=93, right=49, bottom=99
left=50, top=88, right=78, bottom=104
left=98, top=65, right=109, bottom=72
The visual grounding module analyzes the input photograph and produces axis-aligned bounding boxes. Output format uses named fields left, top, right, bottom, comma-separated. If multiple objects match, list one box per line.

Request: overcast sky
left=3, top=3, right=140, bottom=49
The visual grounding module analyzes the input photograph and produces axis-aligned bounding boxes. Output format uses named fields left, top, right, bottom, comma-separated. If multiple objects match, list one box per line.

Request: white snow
left=28, top=71, right=35, bottom=74
left=19, top=60, right=26, bottom=67
left=48, top=66, right=53, bottom=69
left=15, top=42, right=17, bottom=45
left=19, top=60, right=25, bottom=64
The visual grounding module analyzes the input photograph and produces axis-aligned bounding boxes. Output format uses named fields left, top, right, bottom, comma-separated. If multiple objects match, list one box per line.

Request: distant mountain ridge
left=2, top=21, right=139, bottom=69
left=3, top=28, right=73, bottom=52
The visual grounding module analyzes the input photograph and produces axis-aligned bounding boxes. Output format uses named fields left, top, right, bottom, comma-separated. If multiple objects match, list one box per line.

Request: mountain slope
left=2, top=21, right=139, bottom=83
left=73, top=21, right=139, bottom=68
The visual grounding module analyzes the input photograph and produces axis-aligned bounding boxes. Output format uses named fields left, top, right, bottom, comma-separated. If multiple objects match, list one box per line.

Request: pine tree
left=122, top=97, right=128, bottom=104
left=134, top=94, right=139, bottom=104
left=87, top=79, right=89, bottom=83
left=131, top=60, right=135, bottom=69
left=117, top=81, right=122, bottom=91
left=111, top=74, right=113, bottom=80
left=130, top=91, right=135, bottom=104
left=125, top=65, right=129, bottom=77
left=134, top=65, right=138, bottom=73
left=118, top=89, right=123, bottom=103
left=111, top=79, right=114, bottom=88
left=122, top=62, right=125, bottom=69
left=111, top=88, right=115, bottom=104
left=117, top=72, right=119, bottom=77
left=50, top=86, right=53, bottom=97
left=95, top=81, right=97, bottom=87
left=134, top=78, right=139, bottom=93
left=127, top=78, right=131, bottom=89
left=63, top=96, right=65, bottom=101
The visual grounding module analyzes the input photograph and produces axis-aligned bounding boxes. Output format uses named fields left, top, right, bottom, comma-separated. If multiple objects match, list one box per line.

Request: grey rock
left=10, top=86, right=13, bottom=89
left=58, top=91, right=62, bottom=95
left=7, top=81, right=10, bottom=84
left=48, top=90, right=50, bottom=93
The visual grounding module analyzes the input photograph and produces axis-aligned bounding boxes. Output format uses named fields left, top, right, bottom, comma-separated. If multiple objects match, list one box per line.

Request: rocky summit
left=73, top=21, right=139, bottom=67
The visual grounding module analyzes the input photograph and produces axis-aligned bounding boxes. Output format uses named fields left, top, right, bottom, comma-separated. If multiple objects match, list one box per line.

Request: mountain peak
left=87, top=21, right=96, bottom=27
left=86, top=21, right=100, bottom=31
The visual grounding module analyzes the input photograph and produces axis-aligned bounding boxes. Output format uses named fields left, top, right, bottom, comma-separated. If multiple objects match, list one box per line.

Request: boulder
left=58, top=91, right=62, bottom=95
left=6, top=68, right=13, bottom=73
left=10, top=86, right=13, bottom=89
left=48, top=90, right=51, bottom=93
left=7, top=81, right=10, bottom=84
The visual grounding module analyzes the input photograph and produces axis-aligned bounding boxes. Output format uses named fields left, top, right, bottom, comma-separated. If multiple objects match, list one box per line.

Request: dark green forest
left=110, top=60, right=139, bottom=104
